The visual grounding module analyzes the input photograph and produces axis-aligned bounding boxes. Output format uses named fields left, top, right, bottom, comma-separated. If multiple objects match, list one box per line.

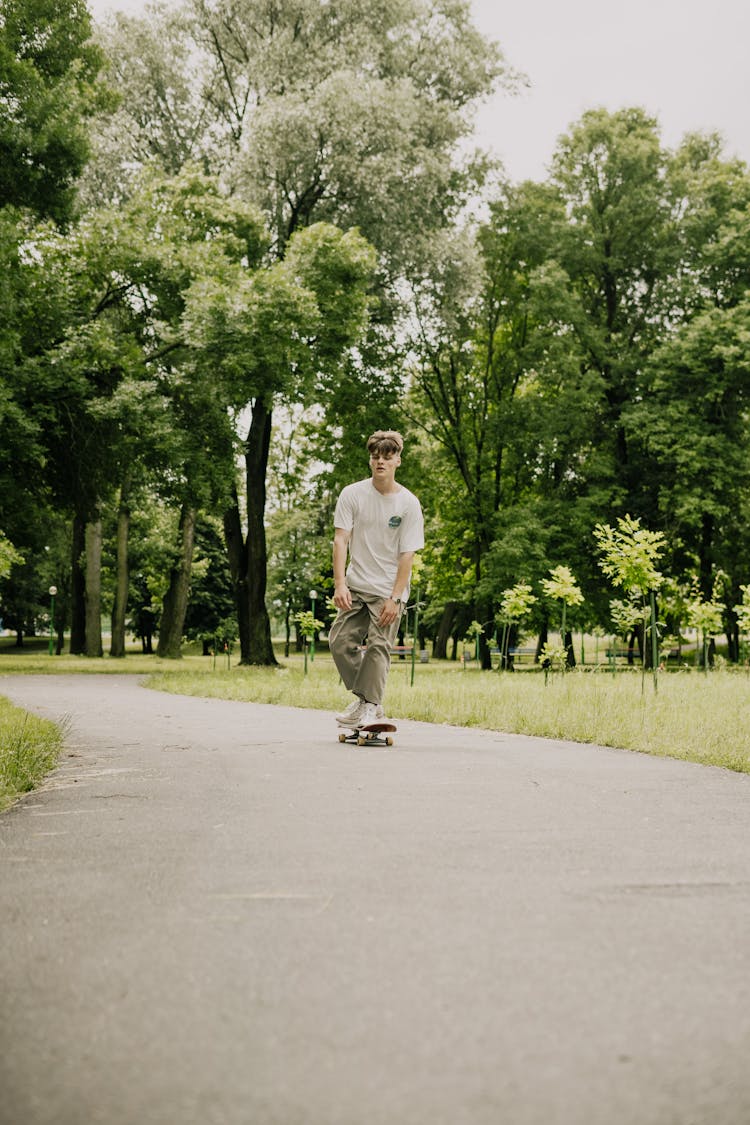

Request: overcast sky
left=89, top=0, right=750, bottom=182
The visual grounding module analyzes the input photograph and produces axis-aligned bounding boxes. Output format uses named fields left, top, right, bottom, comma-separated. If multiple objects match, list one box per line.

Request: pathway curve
left=1, top=674, right=749, bottom=1125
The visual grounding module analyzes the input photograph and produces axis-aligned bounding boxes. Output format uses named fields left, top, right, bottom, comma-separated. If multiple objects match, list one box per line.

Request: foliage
left=295, top=611, right=324, bottom=641
left=541, top=566, right=584, bottom=609
left=734, top=585, right=750, bottom=635
left=0, top=532, right=23, bottom=580
left=594, top=516, right=666, bottom=596
left=0, top=0, right=111, bottom=222
left=609, top=597, right=648, bottom=640
left=3, top=0, right=750, bottom=672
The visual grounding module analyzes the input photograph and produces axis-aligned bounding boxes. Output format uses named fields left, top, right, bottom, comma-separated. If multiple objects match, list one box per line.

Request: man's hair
left=367, top=430, right=404, bottom=457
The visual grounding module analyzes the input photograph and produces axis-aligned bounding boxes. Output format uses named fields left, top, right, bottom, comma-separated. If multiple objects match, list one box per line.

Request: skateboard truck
left=338, top=721, right=397, bottom=748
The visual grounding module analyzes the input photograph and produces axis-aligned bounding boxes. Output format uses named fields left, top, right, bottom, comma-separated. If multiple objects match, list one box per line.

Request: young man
left=329, top=430, right=424, bottom=728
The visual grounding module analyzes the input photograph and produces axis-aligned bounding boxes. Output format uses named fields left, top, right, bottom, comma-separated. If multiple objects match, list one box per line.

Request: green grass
left=0, top=697, right=66, bottom=811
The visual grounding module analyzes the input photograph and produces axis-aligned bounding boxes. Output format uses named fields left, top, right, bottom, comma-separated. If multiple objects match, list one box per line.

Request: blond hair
left=366, top=430, right=404, bottom=457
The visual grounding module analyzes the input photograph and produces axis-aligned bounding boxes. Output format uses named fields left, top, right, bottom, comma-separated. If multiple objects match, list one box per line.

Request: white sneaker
left=336, top=697, right=365, bottom=726
left=356, top=702, right=379, bottom=729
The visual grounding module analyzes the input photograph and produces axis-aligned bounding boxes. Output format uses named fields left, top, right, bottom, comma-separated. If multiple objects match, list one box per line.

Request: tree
left=523, top=111, right=680, bottom=537
left=541, top=565, right=583, bottom=667
left=0, top=0, right=109, bottom=222
left=405, top=184, right=599, bottom=665
left=89, top=0, right=508, bottom=663
left=0, top=532, right=23, bottom=580
left=182, top=516, right=237, bottom=653
left=625, top=139, right=750, bottom=635
left=184, top=222, right=377, bottom=663
left=595, top=515, right=666, bottom=689
left=495, top=581, right=536, bottom=670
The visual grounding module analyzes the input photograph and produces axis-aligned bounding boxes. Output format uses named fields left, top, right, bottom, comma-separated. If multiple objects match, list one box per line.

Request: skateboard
left=338, top=721, right=397, bottom=748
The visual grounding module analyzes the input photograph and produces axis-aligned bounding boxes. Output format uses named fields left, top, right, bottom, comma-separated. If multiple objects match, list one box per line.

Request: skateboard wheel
left=338, top=732, right=347, bottom=743
left=357, top=735, right=366, bottom=746
left=386, top=736, right=394, bottom=747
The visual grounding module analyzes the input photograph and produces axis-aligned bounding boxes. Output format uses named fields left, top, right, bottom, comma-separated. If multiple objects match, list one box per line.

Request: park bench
left=489, top=645, right=537, bottom=665
left=603, top=646, right=680, bottom=664
left=357, top=644, right=414, bottom=659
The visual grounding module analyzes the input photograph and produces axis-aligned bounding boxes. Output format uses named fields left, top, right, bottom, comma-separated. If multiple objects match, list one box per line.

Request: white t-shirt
left=334, top=478, right=424, bottom=600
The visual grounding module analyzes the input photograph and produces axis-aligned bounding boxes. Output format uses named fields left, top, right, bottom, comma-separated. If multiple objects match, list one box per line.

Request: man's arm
left=378, top=551, right=415, bottom=626
left=332, top=527, right=352, bottom=610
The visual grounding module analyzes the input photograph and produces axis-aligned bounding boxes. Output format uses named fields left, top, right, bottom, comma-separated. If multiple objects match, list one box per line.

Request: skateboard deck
left=338, top=721, right=397, bottom=747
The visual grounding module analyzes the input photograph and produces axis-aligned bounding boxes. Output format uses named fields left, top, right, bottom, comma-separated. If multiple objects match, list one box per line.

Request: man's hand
left=333, top=583, right=352, bottom=611
left=378, top=596, right=400, bottom=626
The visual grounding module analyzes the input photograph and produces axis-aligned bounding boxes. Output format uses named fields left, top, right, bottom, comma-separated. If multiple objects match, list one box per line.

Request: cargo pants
left=328, top=588, right=403, bottom=707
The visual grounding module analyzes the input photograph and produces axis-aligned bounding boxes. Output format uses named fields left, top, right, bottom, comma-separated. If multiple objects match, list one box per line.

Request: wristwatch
left=391, top=595, right=403, bottom=606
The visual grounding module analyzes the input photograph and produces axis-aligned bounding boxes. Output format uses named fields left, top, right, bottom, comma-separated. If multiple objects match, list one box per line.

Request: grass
left=0, top=697, right=66, bottom=812
left=3, top=641, right=750, bottom=780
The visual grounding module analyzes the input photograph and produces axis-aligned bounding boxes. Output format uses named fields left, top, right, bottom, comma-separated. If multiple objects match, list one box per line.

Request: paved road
left=1, top=674, right=749, bottom=1125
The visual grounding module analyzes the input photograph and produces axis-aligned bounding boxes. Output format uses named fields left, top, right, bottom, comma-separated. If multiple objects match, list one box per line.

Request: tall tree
left=90, top=0, right=508, bottom=662
left=0, top=0, right=108, bottom=222
left=549, top=107, right=680, bottom=513
left=183, top=222, right=377, bottom=662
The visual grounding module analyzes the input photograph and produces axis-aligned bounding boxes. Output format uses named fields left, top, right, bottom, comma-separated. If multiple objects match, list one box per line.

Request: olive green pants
left=328, top=588, right=402, bottom=706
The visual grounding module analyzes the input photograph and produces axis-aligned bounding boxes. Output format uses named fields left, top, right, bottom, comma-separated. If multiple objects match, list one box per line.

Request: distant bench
left=357, top=644, right=414, bottom=659
left=490, top=645, right=537, bottom=662
left=604, top=647, right=680, bottom=662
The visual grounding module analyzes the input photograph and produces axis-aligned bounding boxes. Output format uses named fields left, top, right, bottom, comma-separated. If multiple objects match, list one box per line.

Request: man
left=329, top=430, right=424, bottom=729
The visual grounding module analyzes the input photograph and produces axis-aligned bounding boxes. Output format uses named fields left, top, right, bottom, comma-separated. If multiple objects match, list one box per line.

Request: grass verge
left=0, top=698, right=66, bottom=812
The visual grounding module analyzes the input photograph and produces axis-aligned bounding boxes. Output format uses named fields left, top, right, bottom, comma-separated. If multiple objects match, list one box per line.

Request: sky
left=88, top=0, right=750, bottom=182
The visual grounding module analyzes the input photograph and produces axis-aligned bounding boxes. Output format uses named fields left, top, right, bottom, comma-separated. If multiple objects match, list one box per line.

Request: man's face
left=369, top=449, right=401, bottom=482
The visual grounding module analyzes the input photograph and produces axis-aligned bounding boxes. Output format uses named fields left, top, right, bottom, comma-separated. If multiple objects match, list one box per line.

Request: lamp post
left=309, top=590, right=317, bottom=661
left=48, top=586, right=57, bottom=656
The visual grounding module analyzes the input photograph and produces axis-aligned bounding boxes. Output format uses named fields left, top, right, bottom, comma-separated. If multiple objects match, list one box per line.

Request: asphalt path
left=1, top=673, right=749, bottom=1125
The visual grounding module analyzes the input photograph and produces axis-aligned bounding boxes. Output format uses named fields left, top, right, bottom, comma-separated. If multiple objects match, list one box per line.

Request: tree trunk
left=503, top=623, right=518, bottom=671
left=224, top=488, right=250, bottom=660
left=69, top=512, right=86, bottom=654
left=475, top=598, right=493, bottom=670
left=434, top=601, right=458, bottom=659
left=157, top=505, right=197, bottom=659
left=240, top=399, right=277, bottom=665
left=535, top=620, right=548, bottom=664
left=84, top=514, right=103, bottom=658
left=699, top=512, right=714, bottom=598
left=110, top=478, right=131, bottom=658
left=564, top=629, right=576, bottom=668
